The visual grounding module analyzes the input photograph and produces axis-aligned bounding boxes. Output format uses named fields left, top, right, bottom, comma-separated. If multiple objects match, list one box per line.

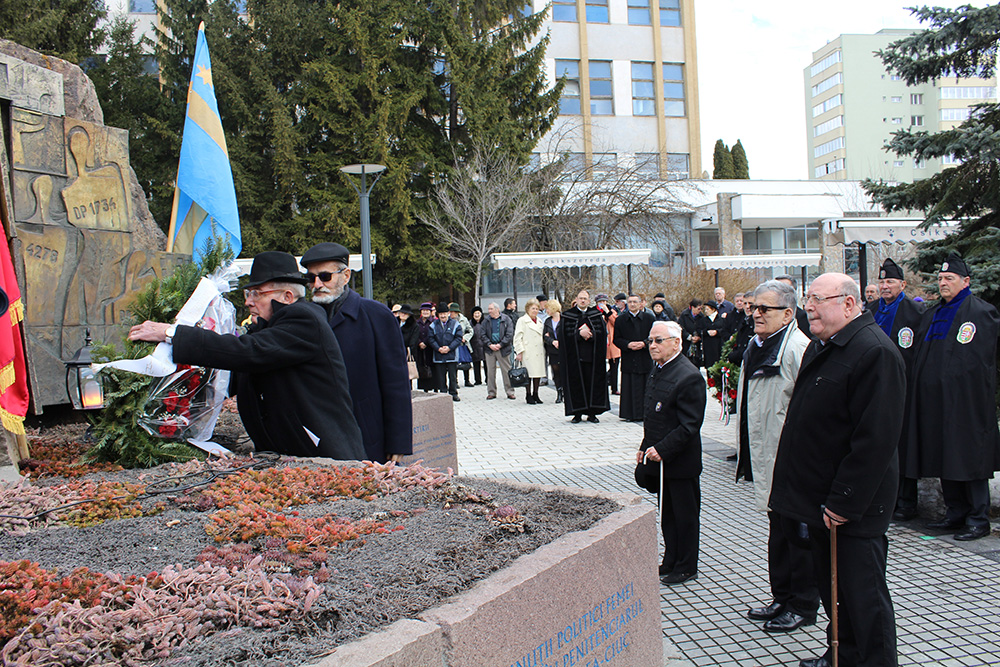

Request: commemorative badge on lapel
left=655, top=401, right=662, bottom=412
left=957, top=322, right=976, bottom=344
left=897, top=327, right=914, bottom=349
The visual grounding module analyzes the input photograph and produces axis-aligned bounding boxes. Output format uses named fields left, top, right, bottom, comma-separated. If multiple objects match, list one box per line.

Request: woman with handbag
left=513, top=298, right=547, bottom=404
left=397, top=304, right=421, bottom=386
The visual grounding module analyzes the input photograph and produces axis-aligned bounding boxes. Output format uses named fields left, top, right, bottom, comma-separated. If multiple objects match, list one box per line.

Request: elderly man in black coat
left=300, top=242, right=413, bottom=463
left=904, top=251, right=1000, bottom=540
left=634, top=320, right=706, bottom=586
left=129, top=252, right=364, bottom=460
left=613, top=294, right=654, bottom=421
left=770, top=273, right=904, bottom=667
left=558, top=289, right=610, bottom=423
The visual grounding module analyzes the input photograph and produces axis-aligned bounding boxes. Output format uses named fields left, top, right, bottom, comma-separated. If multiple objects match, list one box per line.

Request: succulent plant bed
left=0, top=437, right=620, bottom=667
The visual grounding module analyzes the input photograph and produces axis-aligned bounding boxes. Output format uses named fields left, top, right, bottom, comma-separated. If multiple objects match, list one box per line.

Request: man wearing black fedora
left=300, top=242, right=413, bottom=463
left=129, top=251, right=365, bottom=460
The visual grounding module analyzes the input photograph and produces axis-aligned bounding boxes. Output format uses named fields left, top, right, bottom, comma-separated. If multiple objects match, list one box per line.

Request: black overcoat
left=172, top=299, right=365, bottom=460
left=558, top=306, right=610, bottom=416
left=700, top=314, right=725, bottom=368
left=678, top=309, right=702, bottom=357
left=634, top=354, right=706, bottom=491
left=543, top=317, right=560, bottom=361
left=877, top=294, right=925, bottom=372
left=769, top=312, right=904, bottom=537
left=903, top=292, right=1000, bottom=480
left=613, top=310, right=654, bottom=375
left=321, top=288, right=413, bottom=462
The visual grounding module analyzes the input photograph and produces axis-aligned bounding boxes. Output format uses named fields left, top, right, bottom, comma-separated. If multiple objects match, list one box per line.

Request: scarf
left=925, top=286, right=971, bottom=341
left=873, top=292, right=904, bottom=337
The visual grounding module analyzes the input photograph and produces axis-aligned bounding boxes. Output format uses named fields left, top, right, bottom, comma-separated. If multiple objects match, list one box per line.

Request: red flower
left=728, top=389, right=737, bottom=399
left=707, top=378, right=715, bottom=388
left=177, top=397, right=191, bottom=417
left=159, top=422, right=178, bottom=437
left=188, top=372, right=201, bottom=392
left=163, top=391, right=179, bottom=412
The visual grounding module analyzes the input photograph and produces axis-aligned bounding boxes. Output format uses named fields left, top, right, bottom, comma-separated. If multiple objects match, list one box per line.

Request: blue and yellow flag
left=167, top=22, right=241, bottom=261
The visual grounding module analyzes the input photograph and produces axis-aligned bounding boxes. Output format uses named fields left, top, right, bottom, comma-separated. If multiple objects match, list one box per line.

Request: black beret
left=878, top=257, right=904, bottom=281
left=940, top=251, right=970, bottom=278
left=614, top=293, right=628, bottom=301
left=301, top=242, right=351, bottom=267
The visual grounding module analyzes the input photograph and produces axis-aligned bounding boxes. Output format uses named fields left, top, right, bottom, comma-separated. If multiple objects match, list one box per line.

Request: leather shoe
left=726, top=453, right=738, bottom=461
left=747, top=601, right=785, bottom=621
left=571, top=415, right=583, bottom=423
left=658, top=564, right=673, bottom=576
left=954, top=524, right=991, bottom=541
left=927, top=518, right=964, bottom=531
left=892, top=507, right=917, bottom=521
left=587, top=415, right=600, bottom=423
left=799, top=657, right=832, bottom=667
left=660, top=571, right=697, bottom=585
left=763, top=610, right=815, bottom=633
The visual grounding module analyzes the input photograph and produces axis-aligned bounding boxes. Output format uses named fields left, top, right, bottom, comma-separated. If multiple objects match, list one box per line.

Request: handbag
left=406, top=350, right=419, bottom=381
left=457, top=344, right=473, bottom=367
left=508, top=360, right=529, bottom=387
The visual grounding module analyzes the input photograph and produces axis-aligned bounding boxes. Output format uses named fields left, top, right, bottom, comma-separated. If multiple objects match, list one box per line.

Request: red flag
left=0, top=229, right=28, bottom=434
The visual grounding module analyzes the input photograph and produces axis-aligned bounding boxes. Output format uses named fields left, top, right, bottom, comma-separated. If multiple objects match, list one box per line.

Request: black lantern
left=65, top=329, right=104, bottom=410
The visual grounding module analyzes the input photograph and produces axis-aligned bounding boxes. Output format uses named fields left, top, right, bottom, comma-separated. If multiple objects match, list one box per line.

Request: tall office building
left=534, top=0, right=701, bottom=181
left=806, top=29, right=996, bottom=182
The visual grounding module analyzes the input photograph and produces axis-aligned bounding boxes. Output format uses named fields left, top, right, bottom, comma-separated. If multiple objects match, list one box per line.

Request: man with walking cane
left=633, top=321, right=706, bottom=586
left=769, top=274, right=905, bottom=667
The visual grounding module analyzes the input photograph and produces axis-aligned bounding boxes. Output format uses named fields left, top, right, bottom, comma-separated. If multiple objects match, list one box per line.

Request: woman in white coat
left=513, top=298, right=547, bottom=404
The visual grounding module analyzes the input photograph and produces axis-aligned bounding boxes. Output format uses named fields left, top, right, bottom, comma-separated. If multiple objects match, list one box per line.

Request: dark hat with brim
left=245, top=251, right=307, bottom=289
left=419, top=302, right=434, bottom=310
left=940, top=251, right=970, bottom=277
left=399, top=304, right=414, bottom=315
left=879, top=257, right=905, bottom=281
left=596, top=294, right=609, bottom=302
left=437, top=301, right=450, bottom=313
left=448, top=302, right=461, bottom=312
left=536, top=294, right=548, bottom=302
left=613, top=293, right=627, bottom=301
left=301, top=242, right=351, bottom=267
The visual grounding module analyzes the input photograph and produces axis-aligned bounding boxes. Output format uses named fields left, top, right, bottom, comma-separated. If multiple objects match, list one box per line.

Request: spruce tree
left=713, top=139, right=734, bottom=179
left=0, top=0, right=106, bottom=63
left=731, top=139, right=749, bottom=179
left=863, top=5, right=1000, bottom=308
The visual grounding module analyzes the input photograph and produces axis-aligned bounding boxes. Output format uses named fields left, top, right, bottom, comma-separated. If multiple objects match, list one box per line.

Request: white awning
left=824, top=218, right=958, bottom=244
left=492, top=249, right=651, bottom=269
left=698, top=253, right=822, bottom=270
left=230, top=254, right=375, bottom=276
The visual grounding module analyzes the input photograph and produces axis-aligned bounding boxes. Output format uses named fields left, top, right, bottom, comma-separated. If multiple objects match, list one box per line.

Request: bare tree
left=418, top=144, right=534, bottom=299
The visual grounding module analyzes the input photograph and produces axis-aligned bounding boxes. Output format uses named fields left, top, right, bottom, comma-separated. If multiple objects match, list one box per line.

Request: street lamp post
left=340, top=163, right=387, bottom=300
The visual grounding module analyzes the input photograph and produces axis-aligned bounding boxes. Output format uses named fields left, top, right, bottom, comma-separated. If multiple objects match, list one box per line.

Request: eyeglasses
left=305, top=268, right=348, bottom=283
left=243, top=288, right=283, bottom=301
left=646, top=336, right=678, bottom=345
left=804, top=293, right=848, bottom=305
left=751, top=304, right=790, bottom=314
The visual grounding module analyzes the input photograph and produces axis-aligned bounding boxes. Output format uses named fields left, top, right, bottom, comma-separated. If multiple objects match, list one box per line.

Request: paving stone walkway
left=449, top=377, right=1000, bottom=667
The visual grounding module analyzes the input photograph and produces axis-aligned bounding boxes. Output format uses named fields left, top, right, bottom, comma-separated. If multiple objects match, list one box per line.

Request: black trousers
left=618, top=372, right=646, bottom=420
left=660, top=477, right=700, bottom=575
left=941, top=478, right=990, bottom=527
left=471, top=358, right=485, bottom=384
left=768, top=512, right=819, bottom=616
left=607, top=358, right=620, bottom=392
left=809, top=528, right=897, bottom=667
left=895, top=476, right=918, bottom=513
left=433, top=362, right=458, bottom=396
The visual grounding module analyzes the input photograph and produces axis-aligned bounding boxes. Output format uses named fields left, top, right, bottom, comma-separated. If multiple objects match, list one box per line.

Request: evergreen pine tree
left=713, top=139, right=734, bottom=179
left=863, top=5, right=1000, bottom=308
left=0, top=0, right=107, bottom=63
left=731, top=139, right=749, bottom=179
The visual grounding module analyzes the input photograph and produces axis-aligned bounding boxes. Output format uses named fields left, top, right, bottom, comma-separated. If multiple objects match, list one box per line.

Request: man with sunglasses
left=129, top=251, right=364, bottom=460
left=634, top=321, right=706, bottom=586
left=770, top=273, right=904, bottom=667
left=300, top=242, right=412, bottom=463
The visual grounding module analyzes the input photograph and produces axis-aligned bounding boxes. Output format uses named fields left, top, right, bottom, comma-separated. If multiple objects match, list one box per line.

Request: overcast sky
left=694, top=0, right=976, bottom=180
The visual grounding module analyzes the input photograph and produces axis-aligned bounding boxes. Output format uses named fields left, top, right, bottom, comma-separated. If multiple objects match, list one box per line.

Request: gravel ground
left=1, top=459, right=619, bottom=666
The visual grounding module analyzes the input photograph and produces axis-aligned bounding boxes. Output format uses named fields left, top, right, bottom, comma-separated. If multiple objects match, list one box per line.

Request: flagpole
left=166, top=185, right=180, bottom=253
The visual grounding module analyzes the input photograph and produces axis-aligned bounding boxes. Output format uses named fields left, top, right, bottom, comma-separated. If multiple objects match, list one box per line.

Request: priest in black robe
left=558, top=289, right=610, bottom=423
left=904, top=252, right=1000, bottom=541
left=614, top=294, right=655, bottom=421
left=870, top=257, right=925, bottom=521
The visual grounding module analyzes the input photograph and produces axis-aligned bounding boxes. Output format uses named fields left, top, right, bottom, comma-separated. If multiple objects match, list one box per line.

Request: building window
left=561, top=152, right=586, bottom=179
left=666, top=153, right=689, bottom=180
left=891, top=75, right=901, bottom=81
left=893, top=160, right=904, bottom=167
left=941, top=108, right=971, bottom=122
left=631, top=62, right=655, bottom=116
left=592, top=153, right=617, bottom=177
left=911, top=115, right=924, bottom=126
left=589, top=61, right=614, bottom=115
left=699, top=230, right=720, bottom=256
left=627, top=0, right=651, bottom=25
left=890, top=117, right=902, bottom=124
left=130, top=0, right=156, bottom=12
left=941, top=154, right=962, bottom=165
left=811, top=72, right=842, bottom=97
left=552, top=0, right=576, bottom=21
left=586, top=0, right=609, bottom=23
left=940, top=86, right=996, bottom=99
left=812, top=93, right=842, bottom=117
left=663, top=63, right=685, bottom=116
left=636, top=153, right=659, bottom=177
left=910, top=93, right=923, bottom=104
left=814, top=115, right=843, bottom=136
left=556, top=60, right=581, bottom=114
left=659, top=0, right=681, bottom=26
left=890, top=96, right=902, bottom=103
left=814, top=158, right=845, bottom=178
left=914, top=158, right=926, bottom=169
left=785, top=223, right=821, bottom=251
left=810, top=50, right=842, bottom=77
left=815, top=136, right=844, bottom=158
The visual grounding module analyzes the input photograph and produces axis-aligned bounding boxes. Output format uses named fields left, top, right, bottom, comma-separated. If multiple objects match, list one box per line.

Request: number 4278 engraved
left=25, top=244, right=59, bottom=263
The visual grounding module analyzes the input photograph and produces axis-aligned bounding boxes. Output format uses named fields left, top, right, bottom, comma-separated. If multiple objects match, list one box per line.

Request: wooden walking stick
left=830, top=520, right=839, bottom=667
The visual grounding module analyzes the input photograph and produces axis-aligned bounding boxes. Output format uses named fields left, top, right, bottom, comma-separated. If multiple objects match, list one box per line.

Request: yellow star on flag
left=196, top=64, right=213, bottom=88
